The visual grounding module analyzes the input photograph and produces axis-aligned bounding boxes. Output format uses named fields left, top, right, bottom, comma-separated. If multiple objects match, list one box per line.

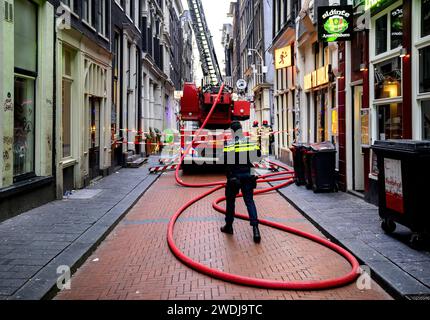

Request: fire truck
left=180, top=0, right=251, bottom=171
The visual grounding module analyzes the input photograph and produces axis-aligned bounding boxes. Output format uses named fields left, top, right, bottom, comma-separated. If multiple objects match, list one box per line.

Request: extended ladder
left=187, top=0, right=222, bottom=85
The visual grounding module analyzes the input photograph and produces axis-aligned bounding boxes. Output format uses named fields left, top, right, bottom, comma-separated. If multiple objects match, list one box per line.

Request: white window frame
left=83, top=0, right=93, bottom=26
left=369, top=0, right=404, bottom=145
left=412, top=0, right=430, bottom=139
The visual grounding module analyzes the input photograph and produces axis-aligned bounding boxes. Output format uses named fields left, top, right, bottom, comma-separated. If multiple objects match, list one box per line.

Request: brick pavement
left=273, top=178, right=430, bottom=299
left=56, top=172, right=391, bottom=300
left=0, top=159, right=158, bottom=300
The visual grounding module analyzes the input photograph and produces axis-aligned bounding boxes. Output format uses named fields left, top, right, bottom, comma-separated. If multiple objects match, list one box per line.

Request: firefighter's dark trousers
left=225, top=177, right=259, bottom=227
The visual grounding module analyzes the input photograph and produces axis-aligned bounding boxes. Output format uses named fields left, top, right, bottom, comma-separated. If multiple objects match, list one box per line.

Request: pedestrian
left=221, top=121, right=262, bottom=243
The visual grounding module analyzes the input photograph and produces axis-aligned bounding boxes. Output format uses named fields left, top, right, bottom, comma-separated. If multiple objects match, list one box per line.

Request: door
left=353, top=86, right=364, bottom=192
left=89, top=97, right=101, bottom=180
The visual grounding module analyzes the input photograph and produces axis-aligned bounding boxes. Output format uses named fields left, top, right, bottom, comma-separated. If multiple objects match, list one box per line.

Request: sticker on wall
left=4, top=93, right=13, bottom=112
left=384, top=158, right=404, bottom=214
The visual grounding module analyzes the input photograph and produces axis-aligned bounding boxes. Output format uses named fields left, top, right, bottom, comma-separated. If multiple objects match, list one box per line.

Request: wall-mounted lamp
left=360, top=63, right=367, bottom=71
left=400, top=48, right=408, bottom=58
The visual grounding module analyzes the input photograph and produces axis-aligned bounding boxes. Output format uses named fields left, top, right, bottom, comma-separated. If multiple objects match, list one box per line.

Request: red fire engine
left=179, top=0, right=251, bottom=170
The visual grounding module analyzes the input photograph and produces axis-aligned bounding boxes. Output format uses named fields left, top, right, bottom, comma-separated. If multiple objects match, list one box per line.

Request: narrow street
left=55, top=171, right=391, bottom=300
left=1, top=0, right=430, bottom=309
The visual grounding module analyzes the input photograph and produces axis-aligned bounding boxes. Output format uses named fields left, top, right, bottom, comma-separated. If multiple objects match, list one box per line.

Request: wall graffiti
left=4, top=97, right=13, bottom=112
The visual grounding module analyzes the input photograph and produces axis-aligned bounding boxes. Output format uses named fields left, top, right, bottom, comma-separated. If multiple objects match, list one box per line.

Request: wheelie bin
left=372, top=140, right=430, bottom=248
left=302, top=144, right=313, bottom=190
left=290, top=143, right=308, bottom=186
left=308, top=142, right=337, bottom=193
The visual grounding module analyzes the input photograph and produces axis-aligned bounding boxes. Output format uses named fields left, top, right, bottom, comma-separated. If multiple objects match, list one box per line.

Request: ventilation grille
left=4, top=1, right=13, bottom=23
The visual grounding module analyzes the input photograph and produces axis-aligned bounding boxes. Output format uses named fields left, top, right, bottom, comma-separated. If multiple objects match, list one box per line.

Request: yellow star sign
left=275, top=45, right=292, bottom=70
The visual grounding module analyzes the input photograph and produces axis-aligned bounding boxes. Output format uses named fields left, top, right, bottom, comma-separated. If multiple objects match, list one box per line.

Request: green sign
left=318, top=6, right=354, bottom=42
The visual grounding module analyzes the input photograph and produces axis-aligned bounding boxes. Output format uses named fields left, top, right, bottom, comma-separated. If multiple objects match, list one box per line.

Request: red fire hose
left=167, top=84, right=360, bottom=290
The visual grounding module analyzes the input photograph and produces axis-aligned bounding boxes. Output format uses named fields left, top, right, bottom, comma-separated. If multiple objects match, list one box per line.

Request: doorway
left=89, top=97, right=101, bottom=180
left=352, top=86, right=364, bottom=192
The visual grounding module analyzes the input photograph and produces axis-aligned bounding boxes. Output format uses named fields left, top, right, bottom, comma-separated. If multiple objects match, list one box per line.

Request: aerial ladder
left=187, top=0, right=223, bottom=85
left=173, top=0, right=251, bottom=172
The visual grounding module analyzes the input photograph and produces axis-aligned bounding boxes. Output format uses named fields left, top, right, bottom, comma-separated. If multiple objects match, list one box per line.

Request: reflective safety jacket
left=223, top=136, right=262, bottom=178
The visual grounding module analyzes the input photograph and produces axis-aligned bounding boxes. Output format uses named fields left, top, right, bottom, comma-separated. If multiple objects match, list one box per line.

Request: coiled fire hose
left=167, top=84, right=359, bottom=290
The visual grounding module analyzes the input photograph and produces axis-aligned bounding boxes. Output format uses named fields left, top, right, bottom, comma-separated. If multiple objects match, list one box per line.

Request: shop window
left=62, top=48, right=74, bottom=158
left=422, top=0, right=430, bottom=38
left=374, top=57, right=402, bottom=99
left=423, top=101, right=430, bottom=140
left=419, top=46, right=430, bottom=93
left=62, top=80, right=72, bottom=158
left=13, top=77, right=36, bottom=179
left=377, top=103, right=403, bottom=140
left=361, top=109, right=370, bottom=146
left=13, top=0, right=37, bottom=181
left=375, top=14, right=387, bottom=55
left=390, top=6, right=403, bottom=50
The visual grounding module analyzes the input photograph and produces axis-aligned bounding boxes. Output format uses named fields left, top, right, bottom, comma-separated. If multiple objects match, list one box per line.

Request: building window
left=14, top=77, right=36, bottom=179
left=62, top=49, right=74, bottom=158
left=374, top=57, right=402, bottom=99
left=374, top=5, right=403, bottom=55
left=422, top=0, right=430, bottom=38
left=83, top=0, right=93, bottom=25
left=390, top=6, right=403, bottom=50
left=423, top=101, right=430, bottom=140
left=13, top=0, right=38, bottom=180
left=419, top=46, right=430, bottom=93
left=375, top=14, right=388, bottom=55
left=97, top=0, right=109, bottom=36
left=377, top=103, right=403, bottom=140
left=62, top=0, right=74, bottom=12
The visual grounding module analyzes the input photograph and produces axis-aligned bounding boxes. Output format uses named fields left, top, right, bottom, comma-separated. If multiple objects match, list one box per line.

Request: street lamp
left=248, top=48, right=268, bottom=93
left=248, top=49, right=268, bottom=74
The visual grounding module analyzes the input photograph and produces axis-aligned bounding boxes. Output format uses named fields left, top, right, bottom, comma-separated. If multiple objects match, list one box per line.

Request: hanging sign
left=274, top=45, right=292, bottom=70
left=318, top=6, right=353, bottom=42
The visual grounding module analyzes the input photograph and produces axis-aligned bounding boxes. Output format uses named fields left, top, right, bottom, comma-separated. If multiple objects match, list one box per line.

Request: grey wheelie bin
left=372, top=140, right=430, bottom=248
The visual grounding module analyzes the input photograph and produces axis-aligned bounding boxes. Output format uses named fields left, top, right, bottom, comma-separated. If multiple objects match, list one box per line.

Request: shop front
left=412, top=0, right=430, bottom=141
left=368, top=0, right=412, bottom=204
left=303, top=50, right=339, bottom=169
left=56, top=25, right=112, bottom=197
left=0, top=0, right=55, bottom=220
left=345, top=2, right=372, bottom=199
left=271, top=31, right=296, bottom=164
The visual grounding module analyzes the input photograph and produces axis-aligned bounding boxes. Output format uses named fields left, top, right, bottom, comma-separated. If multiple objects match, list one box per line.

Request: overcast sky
left=182, top=0, right=232, bottom=81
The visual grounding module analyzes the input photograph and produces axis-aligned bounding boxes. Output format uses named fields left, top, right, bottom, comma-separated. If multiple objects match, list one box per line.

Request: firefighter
left=260, top=120, right=273, bottom=156
left=250, top=120, right=260, bottom=146
left=221, top=121, right=262, bottom=243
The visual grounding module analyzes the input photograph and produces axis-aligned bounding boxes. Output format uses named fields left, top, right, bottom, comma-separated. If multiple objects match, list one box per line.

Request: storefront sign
left=304, top=65, right=331, bottom=90
left=364, top=0, right=389, bottom=10
left=274, top=45, right=292, bottom=70
left=317, top=65, right=330, bottom=86
left=384, top=158, right=404, bottom=214
left=304, top=73, right=313, bottom=91
left=318, top=6, right=353, bottom=42
left=311, top=71, right=317, bottom=88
